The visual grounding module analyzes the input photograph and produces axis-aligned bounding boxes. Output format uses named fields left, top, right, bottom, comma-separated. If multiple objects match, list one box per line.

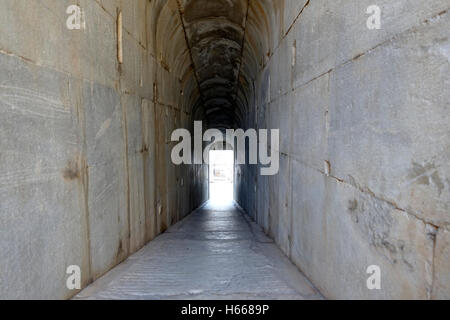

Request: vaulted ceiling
left=152, top=0, right=284, bottom=129
left=179, top=0, right=249, bottom=129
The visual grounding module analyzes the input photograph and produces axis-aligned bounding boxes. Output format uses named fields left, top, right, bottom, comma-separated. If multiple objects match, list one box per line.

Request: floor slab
left=75, top=201, right=323, bottom=300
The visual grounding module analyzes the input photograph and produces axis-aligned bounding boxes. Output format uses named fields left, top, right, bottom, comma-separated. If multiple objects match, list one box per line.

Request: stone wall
left=0, top=0, right=207, bottom=299
left=236, top=0, right=450, bottom=299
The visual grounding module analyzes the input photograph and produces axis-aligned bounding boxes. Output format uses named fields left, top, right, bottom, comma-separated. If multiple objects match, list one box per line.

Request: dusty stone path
left=76, top=201, right=322, bottom=300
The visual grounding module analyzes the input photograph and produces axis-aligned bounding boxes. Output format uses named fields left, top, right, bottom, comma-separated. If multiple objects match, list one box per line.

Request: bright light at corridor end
left=209, top=150, right=234, bottom=204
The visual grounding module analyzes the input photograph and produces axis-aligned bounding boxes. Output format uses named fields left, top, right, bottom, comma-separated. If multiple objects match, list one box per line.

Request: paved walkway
left=76, top=201, right=322, bottom=299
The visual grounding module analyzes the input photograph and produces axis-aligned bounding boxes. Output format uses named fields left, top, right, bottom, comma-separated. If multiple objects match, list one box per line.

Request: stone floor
left=75, top=201, right=323, bottom=300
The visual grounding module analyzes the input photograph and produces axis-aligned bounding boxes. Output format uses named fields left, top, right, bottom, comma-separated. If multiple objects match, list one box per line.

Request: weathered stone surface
left=179, top=0, right=249, bottom=128
left=328, top=13, right=450, bottom=226
left=0, top=0, right=204, bottom=299
left=290, top=160, right=435, bottom=299
left=0, top=53, right=90, bottom=299
left=123, top=93, right=146, bottom=254
left=141, top=98, right=157, bottom=243
left=0, top=0, right=118, bottom=88
left=237, top=0, right=450, bottom=300
left=433, top=228, right=450, bottom=299
left=290, top=0, right=450, bottom=89
left=83, top=82, right=128, bottom=278
left=290, top=74, right=329, bottom=172
left=75, top=202, right=323, bottom=300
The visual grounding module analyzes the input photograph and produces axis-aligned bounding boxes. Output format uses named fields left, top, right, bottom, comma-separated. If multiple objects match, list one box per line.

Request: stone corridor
left=1, top=0, right=449, bottom=300
left=76, top=202, right=322, bottom=300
